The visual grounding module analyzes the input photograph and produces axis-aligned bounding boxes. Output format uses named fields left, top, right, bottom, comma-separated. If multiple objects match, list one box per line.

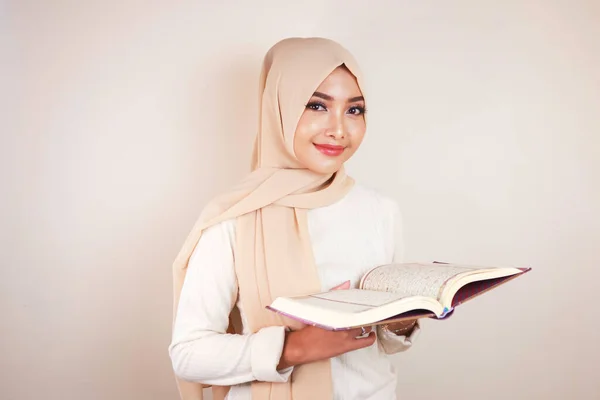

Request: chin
left=305, top=162, right=342, bottom=175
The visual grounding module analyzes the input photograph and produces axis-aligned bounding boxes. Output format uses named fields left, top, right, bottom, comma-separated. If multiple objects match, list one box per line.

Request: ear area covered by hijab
left=172, top=37, right=366, bottom=400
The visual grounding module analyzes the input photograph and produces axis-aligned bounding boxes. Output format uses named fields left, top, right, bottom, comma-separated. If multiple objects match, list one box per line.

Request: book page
left=361, top=263, right=482, bottom=301
left=269, top=288, right=441, bottom=329
left=310, top=288, right=408, bottom=308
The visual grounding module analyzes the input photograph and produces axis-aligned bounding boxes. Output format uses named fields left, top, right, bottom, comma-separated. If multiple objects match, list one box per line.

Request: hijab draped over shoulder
left=172, top=37, right=367, bottom=400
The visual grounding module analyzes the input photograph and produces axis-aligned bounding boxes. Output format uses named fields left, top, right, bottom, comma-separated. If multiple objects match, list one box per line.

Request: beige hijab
left=172, top=37, right=366, bottom=400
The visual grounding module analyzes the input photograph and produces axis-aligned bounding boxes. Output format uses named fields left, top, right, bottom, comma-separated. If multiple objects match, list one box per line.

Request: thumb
left=331, top=280, right=351, bottom=291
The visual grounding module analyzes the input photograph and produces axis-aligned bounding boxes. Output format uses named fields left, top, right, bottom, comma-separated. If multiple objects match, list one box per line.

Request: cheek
left=293, top=124, right=314, bottom=160
left=294, top=116, right=322, bottom=150
left=348, top=119, right=366, bottom=146
left=299, top=116, right=323, bottom=137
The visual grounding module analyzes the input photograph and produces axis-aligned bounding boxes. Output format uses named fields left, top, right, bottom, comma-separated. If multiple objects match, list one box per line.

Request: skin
left=278, top=66, right=417, bottom=370
left=293, top=65, right=367, bottom=174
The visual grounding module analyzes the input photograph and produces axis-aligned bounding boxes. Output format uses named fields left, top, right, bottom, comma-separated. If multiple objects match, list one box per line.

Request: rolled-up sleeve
left=169, top=220, right=293, bottom=386
left=377, top=321, right=421, bottom=354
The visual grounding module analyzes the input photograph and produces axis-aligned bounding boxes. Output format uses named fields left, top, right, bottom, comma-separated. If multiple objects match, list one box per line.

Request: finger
left=360, top=332, right=376, bottom=345
left=347, top=326, right=372, bottom=339
left=348, top=331, right=376, bottom=349
left=330, top=280, right=351, bottom=291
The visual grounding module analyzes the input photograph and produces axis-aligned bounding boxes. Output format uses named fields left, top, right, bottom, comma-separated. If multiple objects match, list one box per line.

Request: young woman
left=169, top=37, right=421, bottom=400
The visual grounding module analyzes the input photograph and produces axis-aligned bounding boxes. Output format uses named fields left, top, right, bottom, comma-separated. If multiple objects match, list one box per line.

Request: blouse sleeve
left=376, top=199, right=422, bottom=354
left=169, top=220, right=293, bottom=385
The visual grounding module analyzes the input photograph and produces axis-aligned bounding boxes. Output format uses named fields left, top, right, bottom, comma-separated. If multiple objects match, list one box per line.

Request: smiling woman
left=294, top=65, right=367, bottom=174
left=169, top=37, right=420, bottom=400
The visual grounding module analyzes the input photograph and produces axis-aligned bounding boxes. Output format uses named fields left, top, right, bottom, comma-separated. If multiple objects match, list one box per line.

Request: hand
left=277, top=280, right=375, bottom=369
left=277, top=325, right=375, bottom=369
left=330, top=280, right=351, bottom=290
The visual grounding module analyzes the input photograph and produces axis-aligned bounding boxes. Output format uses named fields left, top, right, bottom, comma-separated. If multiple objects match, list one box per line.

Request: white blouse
left=169, top=184, right=421, bottom=400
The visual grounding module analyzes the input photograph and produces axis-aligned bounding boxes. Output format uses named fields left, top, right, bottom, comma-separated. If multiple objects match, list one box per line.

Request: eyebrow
left=312, top=91, right=364, bottom=103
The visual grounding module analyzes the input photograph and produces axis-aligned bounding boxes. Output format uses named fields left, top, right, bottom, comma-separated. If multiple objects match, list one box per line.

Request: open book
left=266, top=262, right=531, bottom=330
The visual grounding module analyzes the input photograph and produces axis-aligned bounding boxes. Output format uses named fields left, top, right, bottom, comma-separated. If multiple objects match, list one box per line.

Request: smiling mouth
left=313, top=143, right=346, bottom=157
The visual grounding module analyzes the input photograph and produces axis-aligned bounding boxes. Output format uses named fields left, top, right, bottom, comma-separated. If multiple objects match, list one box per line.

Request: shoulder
left=192, top=218, right=237, bottom=256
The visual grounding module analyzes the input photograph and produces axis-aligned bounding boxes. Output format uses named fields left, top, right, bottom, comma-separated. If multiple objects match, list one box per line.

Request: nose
left=325, top=114, right=345, bottom=139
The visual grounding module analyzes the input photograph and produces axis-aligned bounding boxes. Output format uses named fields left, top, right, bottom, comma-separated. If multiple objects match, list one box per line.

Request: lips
left=313, top=143, right=346, bottom=157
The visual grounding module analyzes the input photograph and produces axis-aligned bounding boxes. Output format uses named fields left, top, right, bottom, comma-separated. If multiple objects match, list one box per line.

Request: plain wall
left=2, top=1, right=599, bottom=399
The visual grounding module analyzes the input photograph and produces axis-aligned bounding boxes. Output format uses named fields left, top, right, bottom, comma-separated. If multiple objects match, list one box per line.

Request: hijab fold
left=172, top=37, right=365, bottom=400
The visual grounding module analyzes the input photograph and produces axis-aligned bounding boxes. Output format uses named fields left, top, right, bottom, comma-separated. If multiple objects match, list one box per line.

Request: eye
left=348, top=105, right=366, bottom=116
left=305, top=102, right=327, bottom=111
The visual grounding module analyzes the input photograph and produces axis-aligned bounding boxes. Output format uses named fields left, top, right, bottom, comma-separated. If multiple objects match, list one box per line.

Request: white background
left=2, top=1, right=599, bottom=399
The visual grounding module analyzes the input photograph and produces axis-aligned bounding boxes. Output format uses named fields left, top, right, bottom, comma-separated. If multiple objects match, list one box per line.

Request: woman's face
left=293, top=66, right=366, bottom=174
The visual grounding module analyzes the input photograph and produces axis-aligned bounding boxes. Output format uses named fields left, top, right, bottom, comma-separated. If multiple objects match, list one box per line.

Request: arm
left=278, top=280, right=377, bottom=369
left=170, top=221, right=378, bottom=383
left=169, top=220, right=293, bottom=386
